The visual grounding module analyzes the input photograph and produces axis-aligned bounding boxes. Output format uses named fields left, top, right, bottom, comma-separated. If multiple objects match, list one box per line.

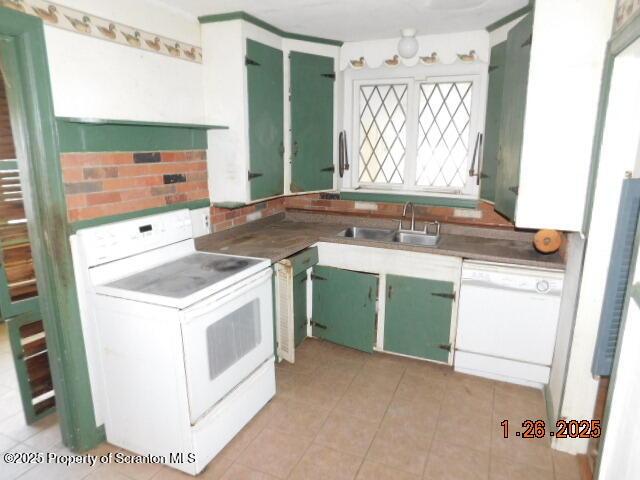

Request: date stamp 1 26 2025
left=500, top=419, right=602, bottom=439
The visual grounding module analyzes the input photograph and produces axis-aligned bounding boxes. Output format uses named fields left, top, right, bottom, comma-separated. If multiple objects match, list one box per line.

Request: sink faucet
left=400, top=202, right=416, bottom=231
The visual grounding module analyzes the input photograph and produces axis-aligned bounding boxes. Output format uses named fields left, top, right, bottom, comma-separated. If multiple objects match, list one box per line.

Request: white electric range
left=71, top=209, right=275, bottom=475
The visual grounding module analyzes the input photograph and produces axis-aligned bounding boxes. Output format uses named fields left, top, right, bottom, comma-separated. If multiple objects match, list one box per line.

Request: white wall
left=547, top=232, right=585, bottom=424
left=202, top=20, right=250, bottom=203
left=556, top=36, right=640, bottom=455
left=515, top=0, right=616, bottom=232
left=45, top=0, right=206, bottom=124
left=340, top=30, right=489, bottom=70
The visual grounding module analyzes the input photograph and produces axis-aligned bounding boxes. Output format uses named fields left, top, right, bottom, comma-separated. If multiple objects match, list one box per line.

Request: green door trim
left=198, top=11, right=343, bottom=46
left=0, top=7, right=103, bottom=451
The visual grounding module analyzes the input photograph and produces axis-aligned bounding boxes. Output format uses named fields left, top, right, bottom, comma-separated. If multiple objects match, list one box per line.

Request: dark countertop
left=195, top=212, right=565, bottom=270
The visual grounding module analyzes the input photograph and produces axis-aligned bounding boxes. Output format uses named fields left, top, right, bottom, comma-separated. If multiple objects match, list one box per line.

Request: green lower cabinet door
left=384, top=275, right=454, bottom=363
left=246, top=39, right=284, bottom=201
left=311, top=265, right=377, bottom=353
left=290, top=51, right=335, bottom=193
left=293, top=271, right=308, bottom=347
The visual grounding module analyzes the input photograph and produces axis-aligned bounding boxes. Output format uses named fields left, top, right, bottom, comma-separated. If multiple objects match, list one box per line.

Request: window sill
left=339, top=190, right=479, bottom=209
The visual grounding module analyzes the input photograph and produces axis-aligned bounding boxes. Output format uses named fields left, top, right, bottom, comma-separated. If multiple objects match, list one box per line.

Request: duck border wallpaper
left=0, top=0, right=203, bottom=63
left=615, top=0, right=640, bottom=31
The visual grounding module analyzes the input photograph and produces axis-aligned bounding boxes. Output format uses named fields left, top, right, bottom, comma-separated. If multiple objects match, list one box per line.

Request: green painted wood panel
left=247, top=39, right=284, bottom=201
left=480, top=41, right=507, bottom=203
left=339, top=191, right=477, bottom=208
left=288, top=247, right=318, bottom=276
left=293, top=271, right=307, bottom=347
left=290, top=51, right=335, bottom=192
left=311, top=265, right=377, bottom=353
left=56, top=119, right=212, bottom=153
left=383, top=274, right=454, bottom=363
left=494, top=14, right=533, bottom=221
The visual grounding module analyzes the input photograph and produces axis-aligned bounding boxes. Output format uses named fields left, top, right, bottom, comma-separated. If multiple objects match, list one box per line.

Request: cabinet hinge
left=321, top=72, right=336, bottom=80
left=245, top=56, right=260, bottom=66
left=437, top=343, right=452, bottom=352
left=310, top=273, right=327, bottom=281
left=521, top=35, right=532, bottom=48
left=248, top=171, right=263, bottom=180
left=431, top=292, right=456, bottom=301
left=311, top=320, right=327, bottom=329
left=321, top=165, right=335, bottom=173
left=508, top=185, right=519, bottom=195
left=488, top=65, right=499, bottom=73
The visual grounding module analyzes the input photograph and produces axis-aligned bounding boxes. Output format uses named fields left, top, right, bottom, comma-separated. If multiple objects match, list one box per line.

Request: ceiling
left=156, top=0, right=529, bottom=42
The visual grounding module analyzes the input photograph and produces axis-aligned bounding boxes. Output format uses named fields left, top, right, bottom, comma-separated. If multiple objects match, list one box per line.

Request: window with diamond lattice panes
left=358, top=84, right=407, bottom=184
left=417, top=81, right=473, bottom=189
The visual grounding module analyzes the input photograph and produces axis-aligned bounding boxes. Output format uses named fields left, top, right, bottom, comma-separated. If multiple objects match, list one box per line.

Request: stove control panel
left=78, top=209, right=193, bottom=266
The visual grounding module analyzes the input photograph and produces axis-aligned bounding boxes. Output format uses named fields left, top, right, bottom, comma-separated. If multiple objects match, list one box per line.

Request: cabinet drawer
left=285, top=247, right=318, bottom=276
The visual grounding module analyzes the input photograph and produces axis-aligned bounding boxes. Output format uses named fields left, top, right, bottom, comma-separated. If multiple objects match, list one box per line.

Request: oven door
left=181, top=268, right=274, bottom=424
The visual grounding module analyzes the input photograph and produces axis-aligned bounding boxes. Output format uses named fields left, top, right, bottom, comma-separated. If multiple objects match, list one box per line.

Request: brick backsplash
left=62, top=150, right=208, bottom=222
left=210, top=193, right=513, bottom=233
left=211, top=197, right=286, bottom=232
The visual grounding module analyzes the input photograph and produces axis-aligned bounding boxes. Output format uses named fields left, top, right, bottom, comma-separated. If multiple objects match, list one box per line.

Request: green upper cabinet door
left=494, top=13, right=533, bottom=221
left=383, top=275, right=454, bottom=363
left=246, top=39, right=284, bottom=201
left=290, top=51, right=335, bottom=193
left=480, top=41, right=507, bottom=203
left=311, top=265, right=377, bottom=353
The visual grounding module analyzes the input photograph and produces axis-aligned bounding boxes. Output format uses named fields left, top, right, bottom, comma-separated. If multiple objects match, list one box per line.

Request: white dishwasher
left=455, top=261, right=564, bottom=387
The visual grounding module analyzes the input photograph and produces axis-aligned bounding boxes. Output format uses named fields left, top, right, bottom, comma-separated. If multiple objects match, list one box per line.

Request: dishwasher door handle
left=461, top=279, right=561, bottom=296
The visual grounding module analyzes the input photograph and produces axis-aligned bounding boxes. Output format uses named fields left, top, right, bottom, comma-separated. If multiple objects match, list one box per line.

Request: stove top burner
left=102, top=252, right=265, bottom=303
left=209, top=258, right=250, bottom=272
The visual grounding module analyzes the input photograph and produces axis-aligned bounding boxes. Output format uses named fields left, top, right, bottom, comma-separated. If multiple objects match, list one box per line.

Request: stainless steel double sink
left=337, top=226, right=440, bottom=247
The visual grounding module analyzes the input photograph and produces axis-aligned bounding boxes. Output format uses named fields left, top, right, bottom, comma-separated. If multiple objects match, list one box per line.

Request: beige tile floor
left=0, top=331, right=583, bottom=479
